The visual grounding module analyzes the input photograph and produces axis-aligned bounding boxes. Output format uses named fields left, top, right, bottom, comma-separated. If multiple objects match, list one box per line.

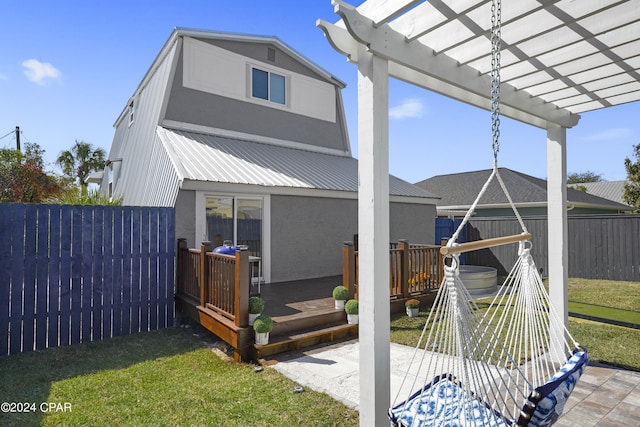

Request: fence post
left=234, top=248, right=249, bottom=327
left=342, top=241, right=356, bottom=299
left=199, top=241, right=212, bottom=307
left=398, top=240, right=410, bottom=298
left=176, top=239, right=187, bottom=295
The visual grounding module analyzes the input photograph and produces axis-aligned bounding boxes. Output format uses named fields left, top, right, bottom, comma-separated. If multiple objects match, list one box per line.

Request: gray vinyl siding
left=390, top=202, right=436, bottom=245
left=203, top=38, right=326, bottom=82
left=270, top=195, right=358, bottom=283
left=269, top=195, right=437, bottom=283
left=175, top=190, right=196, bottom=247
left=164, top=48, right=349, bottom=152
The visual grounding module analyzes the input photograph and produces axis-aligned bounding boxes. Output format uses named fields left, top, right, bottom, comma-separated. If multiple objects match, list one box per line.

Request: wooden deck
left=254, top=276, right=358, bottom=359
left=176, top=239, right=441, bottom=362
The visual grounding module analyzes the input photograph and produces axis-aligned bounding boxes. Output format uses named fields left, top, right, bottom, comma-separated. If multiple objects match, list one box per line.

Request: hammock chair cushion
left=388, top=374, right=511, bottom=427
left=517, top=348, right=588, bottom=427
left=389, top=348, right=588, bottom=427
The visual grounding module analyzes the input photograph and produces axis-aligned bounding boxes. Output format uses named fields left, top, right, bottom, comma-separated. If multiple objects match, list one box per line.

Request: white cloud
left=22, top=59, right=61, bottom=85
left=583, top=127, right=632, bottom=141
left=389, top=98, right=425, bottom=120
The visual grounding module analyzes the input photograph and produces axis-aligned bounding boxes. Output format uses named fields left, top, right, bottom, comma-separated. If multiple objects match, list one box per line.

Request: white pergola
left=317, top=1, right=640, bottom=425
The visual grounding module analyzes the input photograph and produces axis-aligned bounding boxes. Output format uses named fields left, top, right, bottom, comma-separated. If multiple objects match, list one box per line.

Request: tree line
left=0, top=140, right=119, bottom=205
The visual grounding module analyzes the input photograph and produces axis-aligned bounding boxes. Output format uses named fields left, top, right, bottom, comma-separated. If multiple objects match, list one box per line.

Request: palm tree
left=56, top=140, right=106, bottom=192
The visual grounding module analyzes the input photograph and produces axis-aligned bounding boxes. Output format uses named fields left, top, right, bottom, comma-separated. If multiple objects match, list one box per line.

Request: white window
left=251, top=67, right=286, bottom=105
left=108, top=164, right=113, bottom=198
left=128, top=100, right=135, bottom=126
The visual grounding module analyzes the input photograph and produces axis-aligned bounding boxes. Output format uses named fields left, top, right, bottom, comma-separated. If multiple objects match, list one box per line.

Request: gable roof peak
left=170, top=27, right=346, bottom=88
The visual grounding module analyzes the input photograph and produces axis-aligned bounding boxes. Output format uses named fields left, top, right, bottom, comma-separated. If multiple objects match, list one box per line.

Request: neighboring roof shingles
left=415, top=168, right=629, bottom=210
left=158, top=127, right=438, bottom=199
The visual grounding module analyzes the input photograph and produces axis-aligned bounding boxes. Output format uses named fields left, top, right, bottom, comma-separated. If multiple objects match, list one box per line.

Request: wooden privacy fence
left=342, top=240, right=443, bottom=300
left=464, top=214, right=640, bottom=282
left=0, top=203, right=175, bottom=356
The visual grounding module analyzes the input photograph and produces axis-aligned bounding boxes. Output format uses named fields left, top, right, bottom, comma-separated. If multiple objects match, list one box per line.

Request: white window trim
left=196, top=191, right=271, bottom=284
left=128, top=100, right=135, bottom=127
left=246, top=63, right=290, bottom=109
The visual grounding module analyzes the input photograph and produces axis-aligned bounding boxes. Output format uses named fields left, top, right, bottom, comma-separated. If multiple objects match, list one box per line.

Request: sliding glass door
left=205, top=196, right=263, bottom=258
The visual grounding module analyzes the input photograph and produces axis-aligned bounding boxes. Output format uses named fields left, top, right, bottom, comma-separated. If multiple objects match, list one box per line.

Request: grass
left=568, top=278, right=640, bottom=311
left=0, top=328, right=358, bottom=427
left=568, top=301, right=640, bottom=325
left=390, top=277, right=640, bottom=372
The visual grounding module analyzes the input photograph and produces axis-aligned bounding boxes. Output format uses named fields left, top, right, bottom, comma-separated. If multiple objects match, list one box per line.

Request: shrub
left=252, top=315, right=273, bottom=333
left=248, top=296, right=265, bottom=314
left=332, top=285, right=349, bottom=301
left=344, top=299, right=359, bottom=315
left=405, top=299, right=420, bottom=309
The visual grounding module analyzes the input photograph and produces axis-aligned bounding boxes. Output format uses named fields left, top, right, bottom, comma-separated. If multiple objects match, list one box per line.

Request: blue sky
left=1, top=0, right=637, bottom=184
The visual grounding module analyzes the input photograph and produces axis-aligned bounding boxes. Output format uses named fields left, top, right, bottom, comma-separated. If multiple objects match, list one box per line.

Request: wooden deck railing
left=177, top=245, right=202, bottom=300
left=343, top=240, right=443, bottom=300
left=176, top=239, right=249, bottom=327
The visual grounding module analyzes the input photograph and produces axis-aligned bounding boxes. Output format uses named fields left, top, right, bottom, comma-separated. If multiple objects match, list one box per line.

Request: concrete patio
left=270, top=340, right=640, bottom=427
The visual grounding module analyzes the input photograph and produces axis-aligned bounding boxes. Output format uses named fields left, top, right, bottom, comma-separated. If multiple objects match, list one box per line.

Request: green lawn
left=568, top=301, right=640, bottom=326
left=0, top=328, right=358, bottom=427
left=568, top=278, right=640, bottom=311
left=390, top=277, right=640, bottom=372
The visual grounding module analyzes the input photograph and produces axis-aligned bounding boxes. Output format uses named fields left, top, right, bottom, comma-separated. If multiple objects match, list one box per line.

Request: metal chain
left=490, top=0, right=502, bottom=164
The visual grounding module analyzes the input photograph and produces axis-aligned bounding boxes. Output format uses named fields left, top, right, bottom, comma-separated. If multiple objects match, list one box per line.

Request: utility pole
left=15, top=126, right=20, bottom=151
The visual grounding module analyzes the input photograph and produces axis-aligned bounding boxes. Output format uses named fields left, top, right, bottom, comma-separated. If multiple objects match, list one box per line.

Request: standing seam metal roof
left=157, top=127, right=438, bottom=199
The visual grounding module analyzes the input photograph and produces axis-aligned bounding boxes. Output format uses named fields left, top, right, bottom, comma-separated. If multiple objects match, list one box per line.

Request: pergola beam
left=319, top=0, right=581, bottom=129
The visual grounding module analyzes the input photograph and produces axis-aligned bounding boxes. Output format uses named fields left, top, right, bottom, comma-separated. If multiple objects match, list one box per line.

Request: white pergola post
left=357, top=44, right=390, bottom=427
left=546, top=124, right=569, bottom=349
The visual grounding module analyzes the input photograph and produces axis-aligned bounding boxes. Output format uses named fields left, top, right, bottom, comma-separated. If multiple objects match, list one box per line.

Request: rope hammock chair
left=388, top=2, right=587, bottom=426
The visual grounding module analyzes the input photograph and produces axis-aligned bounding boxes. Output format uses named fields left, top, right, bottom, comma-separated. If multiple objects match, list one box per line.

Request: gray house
left=97, top=28, right=439, bottom=284
left=416, top=168, right=631, bottom=217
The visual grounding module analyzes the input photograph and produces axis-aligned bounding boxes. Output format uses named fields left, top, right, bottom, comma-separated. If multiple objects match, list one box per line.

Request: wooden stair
left=255, top=321, right=358, bottom=359
left=254, top=302, right=358, bottom=358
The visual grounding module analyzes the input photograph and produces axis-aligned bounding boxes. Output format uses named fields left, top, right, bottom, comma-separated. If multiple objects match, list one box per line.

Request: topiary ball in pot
left=344, top=299, right=359, bottom=315
left=249, top=296, right=265, bottom=314
left=344, top=299, right=359, bottom=325
left=332, top=285, right=349, bottom=300
left=252, top=315, right=273, bottom=334
left=333, top=285, right=349, bottom=309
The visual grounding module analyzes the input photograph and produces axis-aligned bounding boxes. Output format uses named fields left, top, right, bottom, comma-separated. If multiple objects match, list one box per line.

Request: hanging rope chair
left=389, top=2, right=587, bottom=425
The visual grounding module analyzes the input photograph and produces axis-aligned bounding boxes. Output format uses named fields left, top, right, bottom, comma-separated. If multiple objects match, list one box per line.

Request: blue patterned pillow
left=389, top=374, right=511, bottom=427
left=517, top=348, right=588, bottom=427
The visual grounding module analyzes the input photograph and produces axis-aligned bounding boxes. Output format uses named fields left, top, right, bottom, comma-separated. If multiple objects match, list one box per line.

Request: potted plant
left=344, top=299, right=359, bottom=325
left=248, top=296, right=265, bottom=326
left=253, top=314, right=273, bottom=345
left=405, top=299, right=420, bottom=317
left=333, top=285, right=349, bottom=310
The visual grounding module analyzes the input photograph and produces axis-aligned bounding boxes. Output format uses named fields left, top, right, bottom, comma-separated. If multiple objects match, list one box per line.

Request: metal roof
left=158, top=127, right=439, bottom=199
left=572, top=180, right=630, bottom=206
left=319, top=0, right=640, bottom=129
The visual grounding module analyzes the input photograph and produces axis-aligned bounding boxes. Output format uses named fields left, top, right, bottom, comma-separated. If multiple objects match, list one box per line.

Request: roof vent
left=267, top=47, right=276, bottom=62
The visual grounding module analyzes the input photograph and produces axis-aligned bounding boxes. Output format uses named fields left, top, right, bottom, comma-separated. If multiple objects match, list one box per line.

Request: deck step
left=271, top=308, right=347, bottom=336
left=254, top=322, right=358, bottom=359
